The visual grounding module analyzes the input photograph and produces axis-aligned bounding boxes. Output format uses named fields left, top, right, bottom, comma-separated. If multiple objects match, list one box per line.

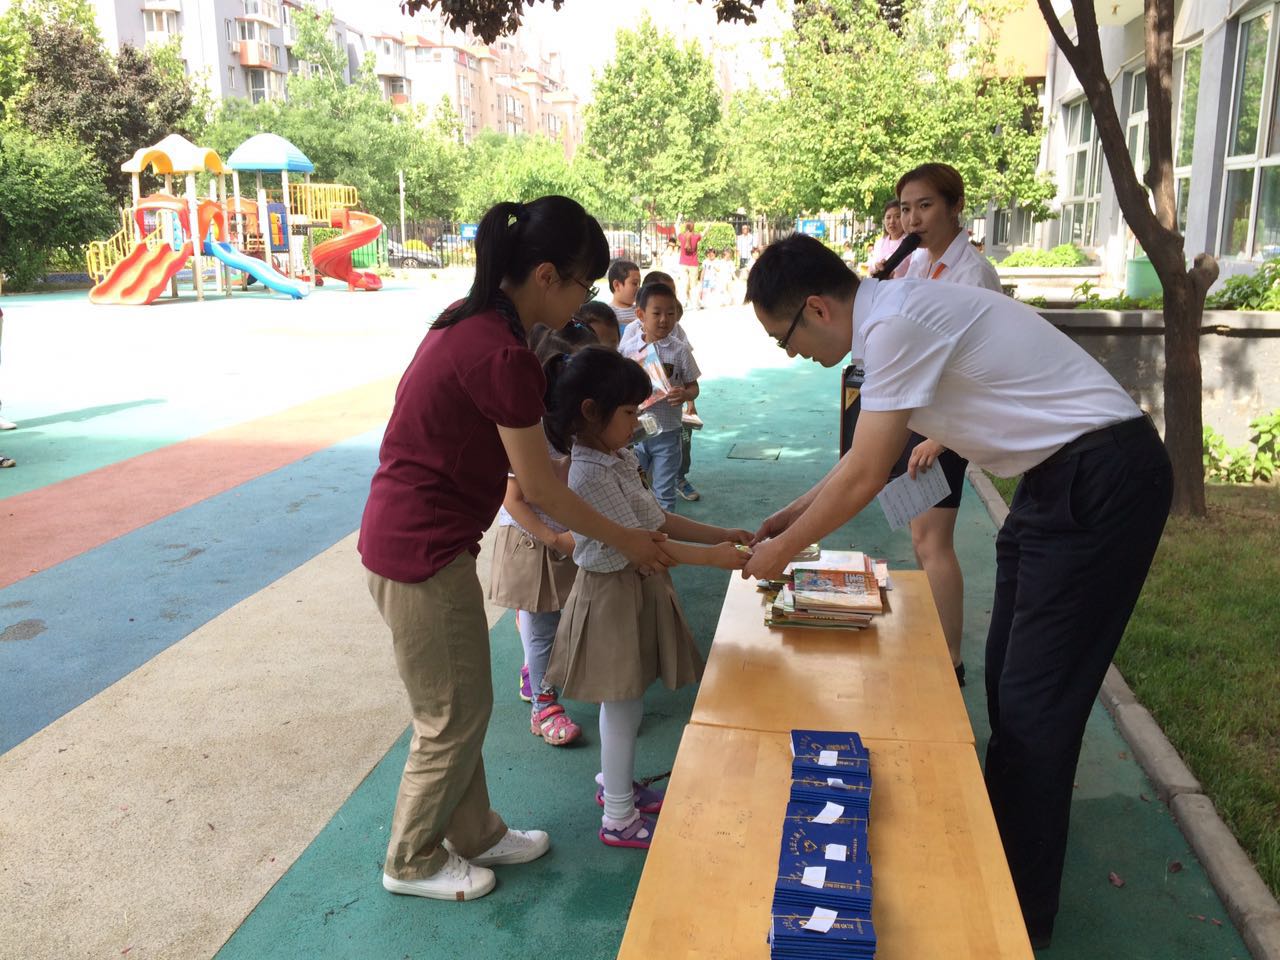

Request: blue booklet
left=789, top=774, right=872, bottom=809
left=774, top=858, right=873, bottom=913
left=780, top=803, right=870, bottom=864
left=768, top=908, right=877, bottom=958
left=790, top=729, right=869, bottom=764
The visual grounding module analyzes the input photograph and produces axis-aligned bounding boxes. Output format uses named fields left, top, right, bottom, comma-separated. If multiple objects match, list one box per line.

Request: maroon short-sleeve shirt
left=358, top=305, right=545, bottom=582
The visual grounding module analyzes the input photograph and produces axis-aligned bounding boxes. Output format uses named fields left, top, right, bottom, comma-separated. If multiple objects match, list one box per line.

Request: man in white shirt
left=743, top=233, right=1171, bottom=949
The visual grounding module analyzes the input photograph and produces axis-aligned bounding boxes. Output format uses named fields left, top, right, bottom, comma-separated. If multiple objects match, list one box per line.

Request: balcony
left=240, top=0, right=280, bottom=27
left=239, top=39, right=282, bottom=71
left=283, top=20, right=298, bottom=45
left=141, top=0, right=181, bottom=11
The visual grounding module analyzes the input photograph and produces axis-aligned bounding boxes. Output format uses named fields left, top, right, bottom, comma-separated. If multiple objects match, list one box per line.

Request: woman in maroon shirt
left=359, top=196, right=672, bottom=903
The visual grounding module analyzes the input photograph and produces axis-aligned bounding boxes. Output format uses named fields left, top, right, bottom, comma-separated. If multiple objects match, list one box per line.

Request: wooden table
left=618, top=724, right=1033, bottom=960
left=690, top=572, right=975, bottom=745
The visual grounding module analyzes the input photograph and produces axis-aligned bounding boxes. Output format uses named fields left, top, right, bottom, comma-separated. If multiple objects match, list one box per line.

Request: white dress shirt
left=904, top=231, right=1003, bottom=292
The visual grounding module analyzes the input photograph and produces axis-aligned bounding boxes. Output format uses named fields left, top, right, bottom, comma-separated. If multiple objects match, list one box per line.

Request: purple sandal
left=599, top=813, right=656, bottom=849
left=596, top=781, right=664, bottom=815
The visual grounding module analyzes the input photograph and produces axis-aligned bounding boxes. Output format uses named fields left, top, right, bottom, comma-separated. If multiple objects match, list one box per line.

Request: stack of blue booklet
left=769, top=730, right=877, bottom=958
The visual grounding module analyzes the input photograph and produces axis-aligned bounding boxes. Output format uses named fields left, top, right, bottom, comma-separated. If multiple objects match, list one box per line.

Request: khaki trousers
left=367, top=553, right=507, bottom=880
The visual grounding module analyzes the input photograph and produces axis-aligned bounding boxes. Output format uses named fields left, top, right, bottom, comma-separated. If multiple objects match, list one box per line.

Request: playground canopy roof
left=122, top=134, right=225, bottom=175
left=226, top=134, right=316, bottom=174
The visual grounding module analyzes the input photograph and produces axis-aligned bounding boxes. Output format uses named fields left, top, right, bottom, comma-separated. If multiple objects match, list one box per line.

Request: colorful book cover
left=792, top=568, right=883, bottom=614
left=629, top=342, right=674, bottom=411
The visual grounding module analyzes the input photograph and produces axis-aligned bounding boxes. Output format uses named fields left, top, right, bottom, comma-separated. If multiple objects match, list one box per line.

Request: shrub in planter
left=697, top=222, right=737, bottom=259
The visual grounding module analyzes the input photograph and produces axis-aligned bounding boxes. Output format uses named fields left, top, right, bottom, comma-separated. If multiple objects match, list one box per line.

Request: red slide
left=89, top=241, right=193, bottom=305
left=312, top=210, right=383, bottom=291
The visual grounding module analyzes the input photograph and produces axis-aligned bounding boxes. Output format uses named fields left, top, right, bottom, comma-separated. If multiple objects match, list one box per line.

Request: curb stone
left=965, top=465, right=1280, bottom=960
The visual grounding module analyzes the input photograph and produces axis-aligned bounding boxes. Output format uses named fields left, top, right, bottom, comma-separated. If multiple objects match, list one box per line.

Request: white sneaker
left=447, top=828, right=551, bottom=867
left=0, top=417, right=15, bottom=431
left=381, top=852, right=495, bottom=902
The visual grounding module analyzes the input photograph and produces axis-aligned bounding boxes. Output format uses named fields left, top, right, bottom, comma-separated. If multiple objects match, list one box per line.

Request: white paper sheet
left=801, top=866, right=828, bottom=889
left=813, top=801, right=845, bottom=824
left=803, top=906, right=838, bottom=933
left=824, top=843, right=848, bottom=861
left=817, top=750, right=839, bottom=767
left=876, top=462, right=952, bottom=530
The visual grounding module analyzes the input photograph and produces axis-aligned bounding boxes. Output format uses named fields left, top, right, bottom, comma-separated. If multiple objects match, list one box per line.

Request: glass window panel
left=1081, top=104, right=1093, bottom=141
left=1177, top=47, right=1202, bottom=168
left=1132, top=71, right=1147, bottom=113
left=1176, top=177, right=1190, bottom=233
left=1071, top=153, right=1086, bottom=196
left=1252, top=166, right=1280, bottom=256
left=1083, top=202, right=1097, bottom=246
left=1091, top=141, right=1105, bottom=195
left=1229, top=13, right=1271, bottom=157
left=1066, top=103, right=1079, bottom=143
left=1222, top=168, right=1256, bottom=256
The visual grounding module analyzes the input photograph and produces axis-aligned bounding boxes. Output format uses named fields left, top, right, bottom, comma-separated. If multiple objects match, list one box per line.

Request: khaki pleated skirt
left=546, top=566, right=704, bottom=703
left=488, top=524, right=577, bottom=612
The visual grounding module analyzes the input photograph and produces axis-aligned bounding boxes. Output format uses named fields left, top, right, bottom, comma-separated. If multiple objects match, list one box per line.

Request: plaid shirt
left=567, top=442, right=665, bottom=573
left=617, top=327, right=701, bottom=434
left=497, top=439, right=567, bottom=536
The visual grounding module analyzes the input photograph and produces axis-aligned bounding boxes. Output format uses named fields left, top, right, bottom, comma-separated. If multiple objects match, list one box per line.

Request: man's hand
left=742, top=536, right=794, bottom=581
left=721, top=527, right=757, bottom=546
left=907, top=438, right=946, bottom=479
left=754, top=503, right=798, bottom=542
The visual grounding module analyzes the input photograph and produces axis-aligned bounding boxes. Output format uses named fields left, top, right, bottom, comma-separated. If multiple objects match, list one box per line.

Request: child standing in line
left=574, top=301, right=621, bottom=351
left=490, top=329, right=596, bottom=746
left=643, top=270, right=700, bottom=502
left=541, top=346, right=752, bottom=848
left=607, top=259, right=641, bottom=338
left=617, top=283, right=698, bottom=510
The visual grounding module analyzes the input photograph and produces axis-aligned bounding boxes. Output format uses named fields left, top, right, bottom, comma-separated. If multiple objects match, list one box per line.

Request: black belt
left=1031, top=414, right=1154, bottom=474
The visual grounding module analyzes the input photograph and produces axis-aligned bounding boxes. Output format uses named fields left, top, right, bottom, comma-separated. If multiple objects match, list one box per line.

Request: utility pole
left=398, top=170, right=407, bottom=247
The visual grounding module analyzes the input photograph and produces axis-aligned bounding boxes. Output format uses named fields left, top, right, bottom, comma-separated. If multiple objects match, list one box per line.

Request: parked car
left=388, top=240, right=441, bottom=269
left=603, top=229, right=651, bottom=267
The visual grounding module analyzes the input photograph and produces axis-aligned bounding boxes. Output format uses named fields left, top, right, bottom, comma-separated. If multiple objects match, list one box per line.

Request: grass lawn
left=986, top=476, right=1280, bottom=899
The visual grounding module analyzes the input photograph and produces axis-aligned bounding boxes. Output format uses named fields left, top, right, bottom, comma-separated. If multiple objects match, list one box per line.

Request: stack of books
left=768, top=730, right=877, bottom=958
left=762, top=549, right=890, bottom=631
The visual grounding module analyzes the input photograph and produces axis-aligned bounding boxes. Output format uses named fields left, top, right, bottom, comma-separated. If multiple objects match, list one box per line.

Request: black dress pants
left=984, top=418, right=1172, bottom=937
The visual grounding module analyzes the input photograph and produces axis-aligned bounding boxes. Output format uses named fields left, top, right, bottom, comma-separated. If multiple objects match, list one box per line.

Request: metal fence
left=384, top=213, right=882, bottom=271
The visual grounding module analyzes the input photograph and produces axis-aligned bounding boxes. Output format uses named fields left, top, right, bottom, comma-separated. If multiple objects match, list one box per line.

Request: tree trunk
left=1160, top=272, right=1206, bottom=515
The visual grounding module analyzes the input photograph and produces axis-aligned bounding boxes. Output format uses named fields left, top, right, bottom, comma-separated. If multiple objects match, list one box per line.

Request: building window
left=247, top=68, right=267, bottom=103
left=1126, top=69, right=1148, bottom=175
left=225, top=18, right=234, bottom=41
left=271, top=44, right=281, bottom=66
left=1220, top=9, right=1280, bottom=258
left=1174, top=45, right=1202, bottom=233
left=992, top=208, right=1011, bottom=246
left=144, top=10, right=176, bottom=35
left=228, top=65, right=236, bottom=90
left=238, top=20, right=260, bottom=41
left=1060, top=99, right=1102, bottom=246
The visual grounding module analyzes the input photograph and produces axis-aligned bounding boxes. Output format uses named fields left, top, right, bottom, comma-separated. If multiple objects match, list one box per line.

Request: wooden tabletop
left=690, top=572, right=975, bottom=745
left=618, top=724, right=1033, bottom=960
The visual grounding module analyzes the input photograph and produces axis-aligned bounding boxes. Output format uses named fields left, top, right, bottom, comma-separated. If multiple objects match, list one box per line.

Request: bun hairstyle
left=433, top=195, right=609, bottom=336
left=542, top=346, right=652, bottom=455
left=573, top=300, right=618, bottom=331
left=528, top=322, right=596, bottom=366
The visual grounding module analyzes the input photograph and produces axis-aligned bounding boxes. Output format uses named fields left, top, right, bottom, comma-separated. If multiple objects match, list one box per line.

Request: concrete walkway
left=0, top=279, right=1254, bottom=959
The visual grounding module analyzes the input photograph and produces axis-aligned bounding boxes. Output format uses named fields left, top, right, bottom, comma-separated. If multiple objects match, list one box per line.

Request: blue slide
left=203, top=240, right=307, bottom=299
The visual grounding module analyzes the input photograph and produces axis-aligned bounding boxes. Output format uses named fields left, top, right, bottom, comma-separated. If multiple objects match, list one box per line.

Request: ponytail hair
left=542, top=345, right=652, bottom=455
left=433, top=196, right=609, bottom=335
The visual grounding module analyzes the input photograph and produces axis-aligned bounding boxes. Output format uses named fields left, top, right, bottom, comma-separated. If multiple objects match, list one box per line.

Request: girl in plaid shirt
left=541, top=346, right=753, bottom=848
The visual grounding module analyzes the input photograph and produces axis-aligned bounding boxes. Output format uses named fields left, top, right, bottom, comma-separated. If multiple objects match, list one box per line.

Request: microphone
left=872, top=232, right=921, bottom=280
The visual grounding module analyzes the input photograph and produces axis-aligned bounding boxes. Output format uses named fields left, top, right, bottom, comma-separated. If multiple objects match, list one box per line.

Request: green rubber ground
left=214, top=353, right=1248, bottom=959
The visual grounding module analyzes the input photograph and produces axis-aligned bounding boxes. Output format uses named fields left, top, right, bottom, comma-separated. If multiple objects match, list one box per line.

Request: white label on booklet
left=801, top=866, right=827, bottom=889
left=813, top=801, right=844, bottom=824
left=827, top=777, right=845, bottom=786
left=817, top=750, right=839, bottom=767
left=824, top=843, right=847, bottom=862
left=803, top=906, right=838, bottom=933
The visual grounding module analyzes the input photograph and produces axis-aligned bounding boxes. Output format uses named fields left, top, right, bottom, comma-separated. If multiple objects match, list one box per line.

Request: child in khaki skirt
left=540, top=345, right=754, bottom=849
left=489, top=443, right=583, bottom=745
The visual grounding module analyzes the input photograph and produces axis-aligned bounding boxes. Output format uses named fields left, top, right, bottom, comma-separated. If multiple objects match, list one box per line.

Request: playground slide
left=312, top=212, right=384, bottom=291
left=203, top=240, right=306, bottom=299
left=89, top=242, right=193, bottom=305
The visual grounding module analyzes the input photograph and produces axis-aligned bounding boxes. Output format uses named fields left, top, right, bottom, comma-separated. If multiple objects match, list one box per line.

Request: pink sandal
left=596, top=781, right=664, bottom=814
left=531, top=702, right=582, bottom=746
left=599, top=813, right=656, bottom=849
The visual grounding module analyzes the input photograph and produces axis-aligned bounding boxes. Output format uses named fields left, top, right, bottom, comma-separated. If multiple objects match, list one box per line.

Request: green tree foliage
left=777, top=0, right=1054, bottom=217
left=455, top=131, right=576, bottom=220
left=715, top=88, right=804, bottom=216
left=0, top=124, right=114, bottom=289
left=582, top=18, right=724, bottom=220
left=203, top=4, right=464, bottom=223
left=7, top=17, right=201, bottom=201
left=0, top=0, right=101, bottom=112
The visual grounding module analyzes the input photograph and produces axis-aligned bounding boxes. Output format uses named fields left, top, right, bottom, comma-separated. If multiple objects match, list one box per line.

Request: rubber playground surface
left=0, top=274, right=1251, bottom=959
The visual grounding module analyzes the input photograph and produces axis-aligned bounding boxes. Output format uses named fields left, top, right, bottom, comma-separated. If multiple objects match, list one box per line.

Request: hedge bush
left=998, top=243, right=1089, bottom=268
left=697, top=222, right=737, bottom=259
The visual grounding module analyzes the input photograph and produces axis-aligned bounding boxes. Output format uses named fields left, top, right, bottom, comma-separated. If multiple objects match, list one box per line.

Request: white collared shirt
left=850, top=279, right=1141, bottom=477
left=904, top=231, right=1003, bottom=292
left=567, top=442, right=666, bottom=572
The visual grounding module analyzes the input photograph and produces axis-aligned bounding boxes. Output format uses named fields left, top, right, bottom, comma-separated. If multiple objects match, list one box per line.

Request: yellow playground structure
left=87, top=133, right=384, bottom=304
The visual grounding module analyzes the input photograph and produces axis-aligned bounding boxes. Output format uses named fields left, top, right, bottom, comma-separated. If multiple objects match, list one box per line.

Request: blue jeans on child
left=517, top=609, right=561, bottom=705
left=635, top=428, right=682, bottom=511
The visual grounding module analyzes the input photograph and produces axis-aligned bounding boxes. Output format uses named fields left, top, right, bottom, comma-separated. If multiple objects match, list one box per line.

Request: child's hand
left=666, top=385, right=691, bottom=405
left=722, top=527, right=756, bottom=547
left=552, top=531, right=575, bottom=557
left=711, top=541, right=752, bottom=570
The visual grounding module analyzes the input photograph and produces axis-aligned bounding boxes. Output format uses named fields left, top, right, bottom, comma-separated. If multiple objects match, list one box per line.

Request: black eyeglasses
left=777, top=298, right=807, bottom=350
left=568, top=275, right=599, bottom=303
